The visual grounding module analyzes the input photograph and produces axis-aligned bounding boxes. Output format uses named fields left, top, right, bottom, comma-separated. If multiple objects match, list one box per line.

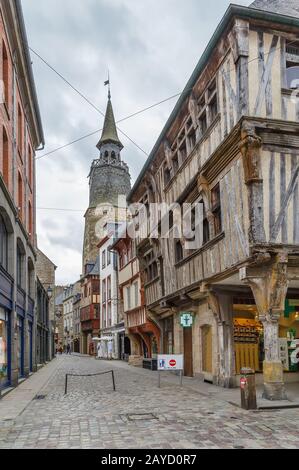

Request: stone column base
left=263, top=360, right=287, bottom=400
left=263, top=382, right=287, bottom=400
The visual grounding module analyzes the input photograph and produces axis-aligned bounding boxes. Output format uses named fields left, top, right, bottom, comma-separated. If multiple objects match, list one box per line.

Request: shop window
left=0, top=213, right=8, bottom=271
left=2, top=126, right=9, bottom=187
left=286, top=41, right=299, bottom=89
left=0, top=309, right=9, bottom=387
left=175, top=240, right=184, bottom=263
left=2, top=41, right=8, bottom=107
left=211, top=184, right=222, bottom=236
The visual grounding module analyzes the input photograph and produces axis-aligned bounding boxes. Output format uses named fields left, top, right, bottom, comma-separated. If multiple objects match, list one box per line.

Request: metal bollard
left=240, top=367, right=257, bottom=410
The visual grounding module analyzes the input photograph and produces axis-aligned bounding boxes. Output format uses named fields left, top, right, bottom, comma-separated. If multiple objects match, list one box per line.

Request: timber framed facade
left=128, top=2, right=299, bottom=399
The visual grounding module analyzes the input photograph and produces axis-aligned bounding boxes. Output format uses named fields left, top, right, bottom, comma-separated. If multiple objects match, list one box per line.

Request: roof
left=97, top=98, right=123, bottom=150
left=128, top=2, right=299, bottom=201
left=15, top=0, right=45, bottom=147
left=89, top=255, right=100, bottom=276
left=55, top=291, right=64, bottom=306
left=250, top=0, right=299, bottom=18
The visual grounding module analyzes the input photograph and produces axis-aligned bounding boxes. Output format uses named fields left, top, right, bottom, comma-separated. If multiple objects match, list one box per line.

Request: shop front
left=17, top=315, right=24, bottom=378
left=233, top=295, right=299, bottom=380
left=0, top=307, right=10, bottom=389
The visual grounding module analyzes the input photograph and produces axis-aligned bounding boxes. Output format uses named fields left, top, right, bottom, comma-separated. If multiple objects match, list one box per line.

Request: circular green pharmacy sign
left=180, top=312, right=193, bottom=328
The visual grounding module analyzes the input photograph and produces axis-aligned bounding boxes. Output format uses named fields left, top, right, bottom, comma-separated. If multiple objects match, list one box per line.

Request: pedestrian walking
left=66, top=343, right=71, bottom=355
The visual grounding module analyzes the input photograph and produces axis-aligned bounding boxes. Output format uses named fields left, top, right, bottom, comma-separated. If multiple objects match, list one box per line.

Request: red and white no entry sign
left=169, top=359, right=177, bottom=367
left=240, top=377, right=247, bottom=389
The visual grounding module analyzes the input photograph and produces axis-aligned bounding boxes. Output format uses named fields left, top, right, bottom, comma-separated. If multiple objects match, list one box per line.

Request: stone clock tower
left=82, top=95, right=131, bottom=270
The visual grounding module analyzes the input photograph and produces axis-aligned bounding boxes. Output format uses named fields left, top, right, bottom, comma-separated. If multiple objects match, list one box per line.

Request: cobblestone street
left=0, top=355, right=299, bottom=449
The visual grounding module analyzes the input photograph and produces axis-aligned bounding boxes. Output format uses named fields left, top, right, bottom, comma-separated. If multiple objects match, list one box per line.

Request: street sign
left=180, top=312, right=193, bottom=328
left=157, top=354, right=183, bottom=371
left=240, top=377, right=247, bottom=389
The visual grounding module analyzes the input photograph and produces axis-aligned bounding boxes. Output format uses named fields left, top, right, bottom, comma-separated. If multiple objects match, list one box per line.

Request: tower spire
left=97, top=80, right=123, bottom=150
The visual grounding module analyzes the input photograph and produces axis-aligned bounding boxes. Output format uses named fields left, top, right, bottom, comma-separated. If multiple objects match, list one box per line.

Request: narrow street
left=1, top=356, right=299, bottom=449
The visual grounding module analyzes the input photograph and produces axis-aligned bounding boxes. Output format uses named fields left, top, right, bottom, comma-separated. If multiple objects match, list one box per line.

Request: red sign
left=169, top=359, right=177, bottom=367
left=240, top=377, right=247, bottom=389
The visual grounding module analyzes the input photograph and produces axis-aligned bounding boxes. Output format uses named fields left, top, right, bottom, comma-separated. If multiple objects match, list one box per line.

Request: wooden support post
left=240, top=252, right=288, bottom=400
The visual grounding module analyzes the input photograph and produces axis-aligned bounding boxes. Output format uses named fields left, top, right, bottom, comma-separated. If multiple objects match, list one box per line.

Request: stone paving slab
left=0, top=355, right=299, bottom=449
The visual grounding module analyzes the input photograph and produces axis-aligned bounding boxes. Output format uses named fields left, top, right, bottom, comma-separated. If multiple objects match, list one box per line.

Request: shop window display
left=0, top=310, right=8, bottom=388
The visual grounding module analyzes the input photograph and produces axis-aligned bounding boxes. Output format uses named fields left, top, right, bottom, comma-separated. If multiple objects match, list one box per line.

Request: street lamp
left=47, top=286, right=53, bottom=299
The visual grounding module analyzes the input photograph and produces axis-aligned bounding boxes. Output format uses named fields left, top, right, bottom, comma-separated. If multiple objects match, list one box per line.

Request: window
left=172, top=153, right=179, bottom=173
left=107, top=248, right=111, bottom=265
left=102, top=303, right=106, bottom=328
left=18, top=172, right=23, bottom=219
left=286, top=41, right=299, bottom=89
left=126, top=286, right=131, bottom=310
left=198, top=79, right=218, bottom=138
left=144, top=251, right=158, bottom=283
left=28, top=201, right=33, bottom=236
left=102, top=279, right=106, bottom=303
left=107, top=303, right=111, bottom=326
left=0, top=214, right=8, bottom=271
left=17, top=104, right=23, bottom=154
left=2, top=127, right=8, bottom=187
left=28, top=145, right=33, bottom=188
left=202, top=200, right=210, bottom=245
left=211, top=184, right=222, bottom=236
left=107, top=276, right=111, bottom=300
left=134, top=282, right=139, bottom=308
left=17, top=242, right=24, bottom=287
left=199, top=111, right=207, bottom=135
left=2, top=41, right=8, bottom=106
left=164, top=165, right=171, bottom=186
left=175, top=240, right=183, bottom=263
left=102, top=250, right=106, bottom=269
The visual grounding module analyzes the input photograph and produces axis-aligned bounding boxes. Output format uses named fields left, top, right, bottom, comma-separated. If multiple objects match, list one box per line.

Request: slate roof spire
left=97, top=95, right=123, bottom=150
left=249, top=0, right=299, bottom=18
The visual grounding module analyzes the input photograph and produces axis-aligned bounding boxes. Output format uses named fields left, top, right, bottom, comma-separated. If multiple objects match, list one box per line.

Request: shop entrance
left=202, top=325, right=212, bottom=381
left=233, top=297, right=263, bottom=374
left=183, top=327, right=193, bottom=377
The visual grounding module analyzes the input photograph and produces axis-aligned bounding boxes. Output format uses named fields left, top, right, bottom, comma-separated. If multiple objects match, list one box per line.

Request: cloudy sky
left=22, top=0, right=250, bottom=285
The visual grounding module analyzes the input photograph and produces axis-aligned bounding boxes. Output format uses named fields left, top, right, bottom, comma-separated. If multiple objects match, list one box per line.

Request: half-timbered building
left=128, top=0, right=299, bottom=399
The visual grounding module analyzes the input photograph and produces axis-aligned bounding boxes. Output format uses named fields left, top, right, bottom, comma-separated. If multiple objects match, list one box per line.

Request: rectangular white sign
left=157, top=354, right=184, bottom=371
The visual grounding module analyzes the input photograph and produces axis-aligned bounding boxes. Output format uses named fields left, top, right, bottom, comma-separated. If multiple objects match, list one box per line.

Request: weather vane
left=104, top=71, right=111, bottom=99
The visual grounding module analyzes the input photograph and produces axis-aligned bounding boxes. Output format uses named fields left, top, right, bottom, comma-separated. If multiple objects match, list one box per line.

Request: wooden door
left=202, top=325, right=212, bottom=375
left=184, top=327, right=193, bottom=377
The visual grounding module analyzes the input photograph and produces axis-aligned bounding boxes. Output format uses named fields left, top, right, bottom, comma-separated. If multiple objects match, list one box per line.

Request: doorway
left=184, top=327, right=193, bottom=377
left=202, top=325, right=213, bottom=381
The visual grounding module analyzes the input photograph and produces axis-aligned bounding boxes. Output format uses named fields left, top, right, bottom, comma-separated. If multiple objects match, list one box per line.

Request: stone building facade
left=36, top=249, right=56, bottom=359
left=0, top=0, right=44, bottom=392
left=128, top=1, right=299, bottom=399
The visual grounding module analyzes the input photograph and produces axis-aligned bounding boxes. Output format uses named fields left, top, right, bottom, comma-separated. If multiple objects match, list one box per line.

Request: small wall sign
left=180, top=312, right=194, bottom=328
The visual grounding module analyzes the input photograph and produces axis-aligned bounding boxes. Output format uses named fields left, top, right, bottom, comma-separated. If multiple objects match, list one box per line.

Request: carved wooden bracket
left=240, top=252, right=289, bottom=322
left=239, top=121, right=263, bottom=184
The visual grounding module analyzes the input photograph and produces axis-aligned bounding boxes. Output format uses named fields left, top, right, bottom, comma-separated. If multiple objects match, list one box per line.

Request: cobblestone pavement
left=1, top=355, right=299, bottom=449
